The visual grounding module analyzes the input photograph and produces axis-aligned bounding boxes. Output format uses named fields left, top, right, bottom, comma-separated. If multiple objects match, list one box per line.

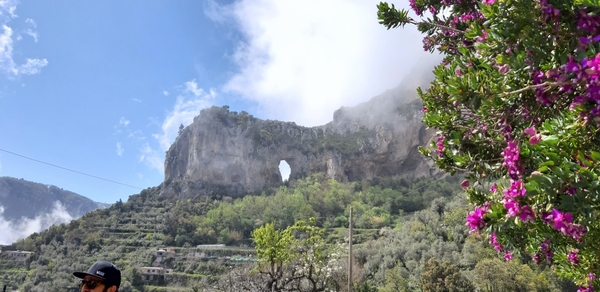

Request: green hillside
left=0, top=174, right=577, bottom=291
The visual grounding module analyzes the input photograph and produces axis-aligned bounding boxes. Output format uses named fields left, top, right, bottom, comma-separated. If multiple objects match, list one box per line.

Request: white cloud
left=0, top=201, right=74, bottom=245
left=153, top=79, right=215, bottom=151
left=184, top=80, right=205, bottom=97
left=24, top=28, right=37, bottom=42
left=15, top=57, right=48, bottom=74
left=163, top=90, right=169, bottom=96
left=139, top=80, right=216, bottom=174
left=132, top=98, right=142, bottom=102
left=0, top=1, right=48, bottom=78
left=119, top=117, right=130, bottom=127
left=213, top=0, right=429, bottom=126
left=23, top=18, right=38, bottom=42
left=0, top=0, right=18, bottom=21
left=127, top=129, right=145, bottom=140
left=203, top=0, right=228, bottom=24
left=116, top=142, right=124, bottom=156
left=139, top=142, right=164, bottom=172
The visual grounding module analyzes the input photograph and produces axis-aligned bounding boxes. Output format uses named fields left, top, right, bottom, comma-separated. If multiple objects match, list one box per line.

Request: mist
left=0, top=201, right=73, bottom=245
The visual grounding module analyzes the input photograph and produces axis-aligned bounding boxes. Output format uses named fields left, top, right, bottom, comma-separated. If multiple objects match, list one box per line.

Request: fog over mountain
left=0, top=177, right=106, bottom=244
left=0, top=202, right=74, bottom=245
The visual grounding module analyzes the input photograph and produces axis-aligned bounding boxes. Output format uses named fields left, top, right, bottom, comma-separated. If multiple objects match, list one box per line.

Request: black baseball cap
left=73, top=260, right=121, bottom=288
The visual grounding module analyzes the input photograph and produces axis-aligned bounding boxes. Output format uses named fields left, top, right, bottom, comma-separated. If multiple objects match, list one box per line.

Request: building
left=3, top=250, right=33, bottom=262
left=138, top=267, right=173, bottom=281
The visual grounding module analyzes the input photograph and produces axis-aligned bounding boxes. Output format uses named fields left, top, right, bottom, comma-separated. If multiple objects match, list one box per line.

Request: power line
left=0, top=148, right=143, bottom=190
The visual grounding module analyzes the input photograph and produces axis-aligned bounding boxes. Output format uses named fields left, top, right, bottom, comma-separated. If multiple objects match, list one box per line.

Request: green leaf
left=496, top=54, right=507, bottom=64
left=529, top=174, right=554, bottom=188
left=575, top=0, right=600, bottom=9
left=542, top=135, right=559, bottom=145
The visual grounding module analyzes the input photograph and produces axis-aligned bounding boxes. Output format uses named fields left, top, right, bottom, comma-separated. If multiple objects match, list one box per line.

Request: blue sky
left=0, top=0, right=429, bottom=204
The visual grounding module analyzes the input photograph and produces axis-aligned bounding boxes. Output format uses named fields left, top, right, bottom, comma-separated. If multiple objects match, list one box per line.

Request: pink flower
left=461, top=179, right=470, bottom=189
left=578, top=285, right=594, bottom=292
left=551, top=209, right=572, bottom=230
left=504, top=251, right=513, bottom=261
left=568, top=250, right=580, bottom=264
left=524, top=127, right=537, bottom=136
left=466, top=204, right=489, bottom=232
left=436, top=136, right=445, bottom=155
left=504, top=179, right=526, bottom=197
left=519, top=205, right=536, bottom=223
left=498, top=64, right=510, bottom=74
left=529, top=134, right=542, bottom=145
left=503, top=198, right=520, bottom=218
left=482, top=0, right=495, bottom=4
left=545, top=68, right=559, bottom=78
left=489, top=232, right=503, bottom=252
left=532, top=253, right=541, bottom=264
left=476, top=29, right=488, bottom=42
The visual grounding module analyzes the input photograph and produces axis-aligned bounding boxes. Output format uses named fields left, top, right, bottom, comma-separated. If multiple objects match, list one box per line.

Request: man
left=73, top=260, right=121, bottom=292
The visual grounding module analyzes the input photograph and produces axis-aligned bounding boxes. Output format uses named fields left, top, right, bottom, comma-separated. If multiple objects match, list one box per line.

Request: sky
left=0, top=0, right=430, bottom=205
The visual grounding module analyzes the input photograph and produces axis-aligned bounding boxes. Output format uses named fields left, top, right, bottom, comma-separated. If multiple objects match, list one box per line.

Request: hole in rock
left=279, top=160, right=291, bottom=182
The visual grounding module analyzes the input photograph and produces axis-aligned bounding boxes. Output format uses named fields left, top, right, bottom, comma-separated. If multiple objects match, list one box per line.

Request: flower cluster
left=568, top=249, right=580, bottom=265
left=524, top=127, right=541, bottom=145
left=436, top=135, right=445, bottom=155
left=383, top=0, right=600, bottom=288
left=502, top=141, right=524, bottom=180
left=529, top=9, right=600, bottom=125
left=541, top=209, right=587, bottom=241
left=466, top=203, right=488, bottom=233
left=499, top=142, right=536, bottom=223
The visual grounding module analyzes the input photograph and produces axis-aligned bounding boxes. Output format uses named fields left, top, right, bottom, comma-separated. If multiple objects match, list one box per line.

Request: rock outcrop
left=161, top=84, right=438, bottom=199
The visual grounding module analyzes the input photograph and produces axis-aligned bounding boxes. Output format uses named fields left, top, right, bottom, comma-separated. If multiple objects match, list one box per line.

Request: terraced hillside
left=0, top=173, right=467, bottom=291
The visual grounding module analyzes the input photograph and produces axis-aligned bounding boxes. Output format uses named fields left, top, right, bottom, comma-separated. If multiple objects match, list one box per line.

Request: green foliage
left=251, top=219, right=343, bottom=291
left=2, top=173, right=576, bottom=290
left=379, top=266, right=410, bottom=292
left=379, top=0, right=600, bottom=288
left=253, top=223, right=295, bottom=266
left=420, top=258, right=474, bottom=292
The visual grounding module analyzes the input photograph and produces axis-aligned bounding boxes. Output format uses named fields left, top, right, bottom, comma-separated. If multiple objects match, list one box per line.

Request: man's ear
left=107, top=285, right=118, bottom=292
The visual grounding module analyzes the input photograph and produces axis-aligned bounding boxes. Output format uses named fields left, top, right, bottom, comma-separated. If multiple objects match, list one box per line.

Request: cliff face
left=162, top=86, right=437, bottom=198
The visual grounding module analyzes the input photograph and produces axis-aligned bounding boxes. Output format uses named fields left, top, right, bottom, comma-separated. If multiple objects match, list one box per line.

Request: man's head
left=73, top=260, right=121, bottom=292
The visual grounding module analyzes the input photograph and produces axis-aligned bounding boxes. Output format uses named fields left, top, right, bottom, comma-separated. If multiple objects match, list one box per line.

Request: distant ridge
left=0, top=176, right=107, bottom=221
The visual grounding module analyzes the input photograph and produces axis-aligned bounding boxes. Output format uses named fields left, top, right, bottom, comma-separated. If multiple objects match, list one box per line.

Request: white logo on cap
left=96, top=271, right=105, bottom=276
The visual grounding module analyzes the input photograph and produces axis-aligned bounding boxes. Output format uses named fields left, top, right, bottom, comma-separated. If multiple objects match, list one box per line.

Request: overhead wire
left=0, top=148, right=143, bottom=189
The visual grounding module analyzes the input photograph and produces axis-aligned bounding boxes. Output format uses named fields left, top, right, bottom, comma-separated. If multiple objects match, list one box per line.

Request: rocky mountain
left=162, top=78, right=439, bottom=199
left=0, top=176, right=107, bottom=221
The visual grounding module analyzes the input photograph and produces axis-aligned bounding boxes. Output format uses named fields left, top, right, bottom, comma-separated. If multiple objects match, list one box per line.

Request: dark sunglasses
left=79, top=279, right=104, bottom=289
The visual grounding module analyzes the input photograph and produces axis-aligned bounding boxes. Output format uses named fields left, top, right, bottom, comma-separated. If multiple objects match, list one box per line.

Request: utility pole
left=348, top=206, right=353, bottom=292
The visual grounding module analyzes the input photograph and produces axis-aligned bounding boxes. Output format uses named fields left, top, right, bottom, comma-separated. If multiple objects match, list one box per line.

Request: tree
left=378, top=0, right=600, bottom=290
left=252, top=219, right=344, bottom=291
left=420, top=258, right=474, bottom=292
left=379, top=267, right=410, bottom=292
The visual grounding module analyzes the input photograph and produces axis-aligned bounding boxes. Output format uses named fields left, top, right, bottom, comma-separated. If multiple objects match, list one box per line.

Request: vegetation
left=1, top=172, right=578, bottom=291
left=378, top=0, right=600, bottom=289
